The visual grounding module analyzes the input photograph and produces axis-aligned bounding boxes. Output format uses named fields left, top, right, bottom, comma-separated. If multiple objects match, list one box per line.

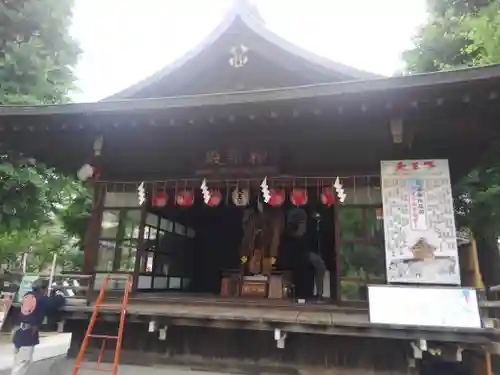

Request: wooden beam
left=59, top=309, right=500, bottom=344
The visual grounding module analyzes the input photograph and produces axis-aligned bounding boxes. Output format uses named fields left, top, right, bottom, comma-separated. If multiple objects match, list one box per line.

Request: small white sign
left=368, top=285, right=481, bottom=329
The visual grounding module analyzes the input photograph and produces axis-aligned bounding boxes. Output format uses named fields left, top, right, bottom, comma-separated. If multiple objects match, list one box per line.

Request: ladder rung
left=87, top=334, right=119, bottom=339
left=79, top=366, right=114, bottom=372
left=106, top=276, right=132, bottom=281
left=98, top=304, right=124, bottom=309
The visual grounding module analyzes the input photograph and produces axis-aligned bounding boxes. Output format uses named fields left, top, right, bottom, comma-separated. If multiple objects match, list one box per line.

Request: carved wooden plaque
left=195, top=147, right=279, bottom=177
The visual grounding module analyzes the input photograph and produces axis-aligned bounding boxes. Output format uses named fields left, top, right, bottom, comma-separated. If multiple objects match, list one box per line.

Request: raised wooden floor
left=61, top=292, right=500, bottom=345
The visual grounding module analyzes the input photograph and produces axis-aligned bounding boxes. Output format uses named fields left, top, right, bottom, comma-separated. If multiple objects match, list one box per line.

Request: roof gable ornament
left=229, top=44, right=249, bottom=68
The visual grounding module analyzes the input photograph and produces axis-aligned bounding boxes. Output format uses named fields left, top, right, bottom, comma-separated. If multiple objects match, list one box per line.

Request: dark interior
left=140, top=187, right=337, bottom=299
left=419, top=352, right=470, bottom=375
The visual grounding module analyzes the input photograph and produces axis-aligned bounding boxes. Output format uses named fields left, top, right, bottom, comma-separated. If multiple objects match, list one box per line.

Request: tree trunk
left=474, top=230, right=500, bottom=287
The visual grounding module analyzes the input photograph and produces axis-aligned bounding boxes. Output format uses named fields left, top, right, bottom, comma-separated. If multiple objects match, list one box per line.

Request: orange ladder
left=71, top=274, right=133, bottom=375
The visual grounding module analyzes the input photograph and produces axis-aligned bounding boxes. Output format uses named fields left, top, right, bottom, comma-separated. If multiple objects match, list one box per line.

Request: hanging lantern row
left=138, top=177, right=347, bottom=208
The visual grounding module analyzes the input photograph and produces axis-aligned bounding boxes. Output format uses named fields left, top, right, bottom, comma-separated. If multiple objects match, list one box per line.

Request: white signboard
left=380, top=159, right=460, bottom=284
left=368, top=285, right=481, bottom=329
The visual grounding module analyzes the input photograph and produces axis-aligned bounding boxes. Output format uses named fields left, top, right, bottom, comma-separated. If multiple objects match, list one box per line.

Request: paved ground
left=0, top=332, right=230, bottom=375
left=0, top=357, right=232, bottom=375
left=0, top=332, right=70, bottom=375
left=0, top=332, right=71, bottom=371
left=0, top=355, right=63, bottom=375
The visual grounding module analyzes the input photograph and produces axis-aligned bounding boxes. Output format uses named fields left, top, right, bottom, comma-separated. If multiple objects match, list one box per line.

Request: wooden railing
left=480, top=285, right=500, bottom=328
left=0, top=271, right=94, bottom=306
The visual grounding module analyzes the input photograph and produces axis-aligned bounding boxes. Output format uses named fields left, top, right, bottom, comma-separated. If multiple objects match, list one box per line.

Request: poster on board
left=368, top=285, right=481, bottom=329
left=380, top=159, right=460, bottom=285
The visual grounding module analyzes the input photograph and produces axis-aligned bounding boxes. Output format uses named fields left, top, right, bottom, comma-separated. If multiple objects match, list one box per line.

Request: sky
left=70, top=0, right=428, bottom=103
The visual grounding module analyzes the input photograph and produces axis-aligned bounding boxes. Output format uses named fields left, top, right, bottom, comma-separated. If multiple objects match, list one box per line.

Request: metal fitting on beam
left=148, top=320, right=157, bottom=333
left=57, top=320, right=65, bottom=333
left=410, top=339, right=427, bottom=359
left=274, top=328, right=287, bottom=349
left=159, top=326, right=168, bottom=341
left=389, top=118, right=404, bottom=144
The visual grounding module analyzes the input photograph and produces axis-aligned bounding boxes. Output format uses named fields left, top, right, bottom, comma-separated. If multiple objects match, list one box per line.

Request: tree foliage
left=0, top=0, right=87, bottom=272
left=462, top=1, right=500, bottom=64
left=0, top=154, right=91, bottom=271
left=402, top=1, right=489, bottom=73
left=0, top=0, right=81, bottom=104
left=428, top=0, right=492, bottom=15
left=404, top=0, right=500, bottom=286
left=58, top=185, right=93, bottom=250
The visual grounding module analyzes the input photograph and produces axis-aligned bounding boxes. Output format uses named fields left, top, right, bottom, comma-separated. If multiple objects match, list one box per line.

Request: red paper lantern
left=175, top=190, right=194, bottom=207
left=320, top=188, right=336, bottom=207
left=206, top=190, right=222, bottom=207
left=268, top=189, right=285, bottom=207
left=290, top=188, right=308, bottom=206
left=152, top=191, right=168, bottom=207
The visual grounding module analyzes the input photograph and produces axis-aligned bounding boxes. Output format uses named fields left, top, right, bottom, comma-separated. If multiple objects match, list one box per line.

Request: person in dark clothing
left=285, top=208, right=327, bottom=301
left=11, top=278, right=66, bottom=375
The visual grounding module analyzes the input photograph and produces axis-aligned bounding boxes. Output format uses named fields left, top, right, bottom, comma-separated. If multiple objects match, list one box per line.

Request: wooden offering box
left=268, top=271, right=292, bottom=299
left=220, top=270, right=240, bottom=297
left=240, top=275, right=268, bottom=297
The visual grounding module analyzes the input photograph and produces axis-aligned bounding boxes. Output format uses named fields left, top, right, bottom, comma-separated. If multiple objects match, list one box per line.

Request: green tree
left=0, top=0, right=81, bottom=104
left=404, top=0, right=500, bottom=286
left=0, top=227, right=68, bottom=272
left=0, top=156, right=73, bottom=232
left=58, top=184, right=93, bottom=250
left=0, top=0, right=87, bottom=270
left=428, top=0, right=491, bottom=16
left=461, top=1, right=500, bottom=64
left=402, top=0, right=490, bottom=73
left=454, top=152, right=500, bottom=286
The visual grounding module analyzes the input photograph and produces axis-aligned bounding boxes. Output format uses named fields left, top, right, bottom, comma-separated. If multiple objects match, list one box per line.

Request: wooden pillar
left=470, top=239, right=484, bottom=289
left=82, top=135, right=104, bottom=275
left=132, top=191, right=148, bottom=292
left=469, top=238, right=493, bottom=375
left=333, top=206, right=341, bottom=304
left=82, top=184, right=103, bottom=274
